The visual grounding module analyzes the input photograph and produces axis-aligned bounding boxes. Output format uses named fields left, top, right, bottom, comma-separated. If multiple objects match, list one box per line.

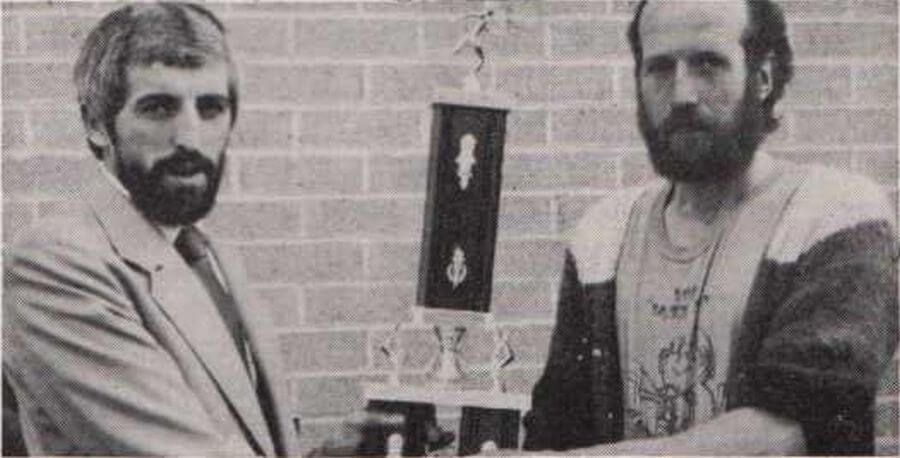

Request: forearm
left=567, top=408, right=804, bottom=456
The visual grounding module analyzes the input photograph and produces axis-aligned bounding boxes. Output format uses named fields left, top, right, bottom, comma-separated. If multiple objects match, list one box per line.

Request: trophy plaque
left=417, top=94, right=509, bottom=313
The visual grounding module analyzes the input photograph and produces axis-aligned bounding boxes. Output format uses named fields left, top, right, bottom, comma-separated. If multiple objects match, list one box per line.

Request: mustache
left=660, top=107, right=713, bottom=136
left=151, top=148, right=215, bottom=177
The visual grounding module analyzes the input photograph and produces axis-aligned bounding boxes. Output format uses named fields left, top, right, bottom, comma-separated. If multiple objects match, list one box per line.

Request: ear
left=755, top=52, right=774, bottom=101
left=81, top=104, right=111, bottom=152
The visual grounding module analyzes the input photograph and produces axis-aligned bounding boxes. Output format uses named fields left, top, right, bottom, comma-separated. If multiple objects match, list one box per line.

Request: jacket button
left=580, top=337, right=589, bottom=344
left=576, top=354, right=584, bottom=361
left=591, top=348, right=603, bottom=358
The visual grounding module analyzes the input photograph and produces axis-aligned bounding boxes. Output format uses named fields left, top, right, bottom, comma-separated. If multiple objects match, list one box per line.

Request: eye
left=197, top=95, right=229, bottom=120
left=644, top=57, right=675, bottom=76
left=135, top=95, right=179, bottom=120
left=692, top=53, right=728, bottom=73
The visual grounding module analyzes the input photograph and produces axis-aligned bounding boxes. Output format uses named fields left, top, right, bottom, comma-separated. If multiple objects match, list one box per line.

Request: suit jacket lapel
left=83, top=169, right=274, bottom=455
left=212, top=241, right=298, bottom=456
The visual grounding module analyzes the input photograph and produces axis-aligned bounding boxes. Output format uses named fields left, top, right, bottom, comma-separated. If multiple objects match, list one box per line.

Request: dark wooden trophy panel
left=417, top=102, right=508, bottom=313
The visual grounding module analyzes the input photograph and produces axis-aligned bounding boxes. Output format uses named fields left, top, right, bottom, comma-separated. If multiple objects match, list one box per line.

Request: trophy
left=416, top=4, right=510, bottom=315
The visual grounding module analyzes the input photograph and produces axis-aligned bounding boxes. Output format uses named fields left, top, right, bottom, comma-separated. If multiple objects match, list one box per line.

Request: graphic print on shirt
left=625, top=284, right=726, bottom=438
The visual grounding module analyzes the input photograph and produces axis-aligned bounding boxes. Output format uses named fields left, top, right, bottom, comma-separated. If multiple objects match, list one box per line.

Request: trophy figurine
left=490, top=327, right=515, bottom=392
left=378, top=322, right=405, bottom=386
left=429, top=325, right=467, bottom=387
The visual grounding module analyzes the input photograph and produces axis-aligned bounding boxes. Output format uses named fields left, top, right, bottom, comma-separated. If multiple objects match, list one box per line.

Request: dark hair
left=74, top=2, right=239, bottom=159
left=627, top=0, right=793, bottom=133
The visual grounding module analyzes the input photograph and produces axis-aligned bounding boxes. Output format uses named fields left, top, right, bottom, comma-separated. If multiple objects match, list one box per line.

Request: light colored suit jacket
left=3, top=165, right=299, bottom=456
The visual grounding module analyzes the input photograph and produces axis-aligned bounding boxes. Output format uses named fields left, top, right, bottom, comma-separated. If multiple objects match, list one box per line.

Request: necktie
left=175, top=226, right=251, bottom=376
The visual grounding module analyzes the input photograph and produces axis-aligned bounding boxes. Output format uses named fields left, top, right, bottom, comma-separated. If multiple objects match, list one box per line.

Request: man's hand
left=305, top=411, right=405, bottom=457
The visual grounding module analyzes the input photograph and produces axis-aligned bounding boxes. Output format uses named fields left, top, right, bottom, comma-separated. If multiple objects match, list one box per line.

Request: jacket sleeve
left=2, top=234, right=256, bottom=456
left=732, top=218, right=899, bottom=455
left=522, top=249, right=600, bottom=451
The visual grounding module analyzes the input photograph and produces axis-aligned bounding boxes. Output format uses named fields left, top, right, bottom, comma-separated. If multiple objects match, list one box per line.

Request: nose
left=672, top=63, right=699, bottom=107
left=173, top=109, right=201, bottom=153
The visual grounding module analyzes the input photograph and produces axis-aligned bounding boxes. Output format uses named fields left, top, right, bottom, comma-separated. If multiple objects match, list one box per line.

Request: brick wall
left=2, top=0, right=897, bottom=454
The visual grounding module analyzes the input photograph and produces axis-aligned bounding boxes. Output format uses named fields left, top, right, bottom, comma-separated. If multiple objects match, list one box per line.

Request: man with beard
left=522, top=0, right=897, bottom=455
left=2, top=4, right=299, bottom=455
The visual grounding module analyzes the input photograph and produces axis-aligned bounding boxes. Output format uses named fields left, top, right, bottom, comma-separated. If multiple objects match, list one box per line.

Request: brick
left=549, top=20, right=629, bottom=60
left=552, top=107, right=642, bottom=146
left=297, top=110, right=421, bottom=149
left=231, top=109, right=294, bottom=150
left=3, top=62, right=75, bottom=103
left=499, top=367, right=543, bottom=394
left=855, top=148, right=898, bottom=186
left=617, top=66, right=638, bottom=103
left=503, top=324, right=553, bottom=365
left=3, top=201, right=32, bottom=245
left=777, top=0, right=849, bottom=19
left=225, top=16, right=290, bottom=56
left=878, top=357, right=898, bottom=396
left=205, top=200, right=306, bottom=241
left=498, top=195, right=554, bottom=237
left=251, top=286, right=302, bottom=329
left=2, top=110, right=26, bottom=151
left=2, top=157, right=93, bottom=200
left=494, top=239, right=565, bottom=280
left=242, top=64, right=363, bottom=105
left=503, top=152, right=618, bottom=192
left=368, top=64, right=476, bottom=105
left=280, top=330, right=368, bottom=373
left=23, top=15, right=97, bottom=58
left=30, top=108, right=83, bottom=150
left=3, top=14, right=22, bottom=55
left=305, top=284, right=413, bottom=327
left=767, top=148, right=853, bottom=170
left=241, top=242, right=364, bottom=284
left=791, top=22, right=896, bottom=60
left=849, top=0, right=897, bottom=19
left=239, top=156, right=364, bottom=196
left=855, top=65, right=897, bottom=106
left=294, top=19, right=418, bottom=58
left=875, top=398, right=898, bottom=438
left=290, top=376, right=365, bottom=418
left=229, top=2, right=357, bottom=13
left=368, top=154, right=428, bottom=193
left=491, top=280, right=555, bottom=321
left=496, top=64, right=614, bottom=104
left=305, top=197, right=423, bottom=239
left=781, top=65, right=852, bottom=107
left=423, top=19, right=545, bottom=60
left=540, top=1, right=609, bottom=16
left=4, top=2, right=105, bottom=13
left=791, top=108, right=897, bottom=145
left=557, top=194, right=608, bottom=234
left=418, top=1, right=486, bottom=15
left=366, top=241, right=419, bottom=282
left=507, top=109, right=548, bottom=146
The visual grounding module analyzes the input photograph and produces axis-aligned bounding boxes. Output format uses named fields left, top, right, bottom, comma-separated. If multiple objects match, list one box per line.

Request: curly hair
left=73, top=2, right=239, bottom=159
left=627, top=0, right=794, bottom=133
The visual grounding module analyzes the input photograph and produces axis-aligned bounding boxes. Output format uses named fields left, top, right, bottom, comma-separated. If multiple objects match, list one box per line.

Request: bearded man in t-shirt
left=522, top=1, right=898, bottom=455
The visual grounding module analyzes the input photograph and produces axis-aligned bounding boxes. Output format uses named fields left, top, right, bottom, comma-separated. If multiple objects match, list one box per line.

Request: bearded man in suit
left=3, top=3, right=297, bottom=455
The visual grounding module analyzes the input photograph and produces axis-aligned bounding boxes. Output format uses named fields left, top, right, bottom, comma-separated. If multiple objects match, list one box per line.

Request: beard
left=637, top=77, right=767, bottom=184
left=116, top=144, right=225, bottom=226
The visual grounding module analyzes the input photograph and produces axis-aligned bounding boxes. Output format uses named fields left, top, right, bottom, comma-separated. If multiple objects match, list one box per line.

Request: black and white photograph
left=1, top=0, right=897, bottom=456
